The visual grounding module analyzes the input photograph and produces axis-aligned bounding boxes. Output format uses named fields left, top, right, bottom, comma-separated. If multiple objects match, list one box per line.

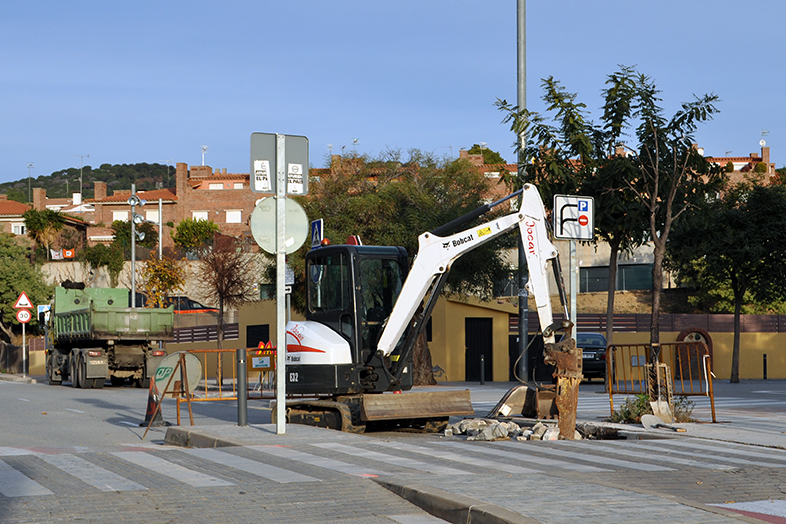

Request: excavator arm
left=378, top=184, right=568, bottom=358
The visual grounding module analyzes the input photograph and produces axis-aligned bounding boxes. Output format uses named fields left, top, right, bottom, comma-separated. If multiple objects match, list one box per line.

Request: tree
left=23, top=209, right=66, bottom=261
left=668, top=183, right=786, bottom=382
left=111, top=220, right=157, bottom=259
left=139, top=252, right=186, bottom=308
left=466, top=144, right=507, bottom=165
left=496, top=68, right=648, bottom=345
left=81, top=244, right=125, bottom=288
left=0, top=234, right=53, bottom=343
left=198, top=234, right=259, bottom=385
left=198, top=235, right=258, bottom=345
left=280, top=149, right=508, bottom=385
left=172, top=218, right=220, bottom=253
left=627, top=70, right=726, bottom=350
left=497, top=67, right=725, bottom=359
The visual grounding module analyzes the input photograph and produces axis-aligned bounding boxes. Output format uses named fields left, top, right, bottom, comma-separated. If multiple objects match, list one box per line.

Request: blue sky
left=3, top=1, right=784, bottom=186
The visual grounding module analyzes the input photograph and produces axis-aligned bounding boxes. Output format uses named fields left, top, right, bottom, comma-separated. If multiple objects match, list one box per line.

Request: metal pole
left=131, top=184, right=136, bottom=308
left=158, top=198, right=163, bottom=260
left=516, top=0, right=529, bottom=382
left=570, top=240, right=578, bottom=340
left=275, top=134, right=287, bottom=435
left=237, top=347, right=248, bottom=426
left=480, top=354, right=485, bottom=386
left=22, top=322, right=26, bottom=377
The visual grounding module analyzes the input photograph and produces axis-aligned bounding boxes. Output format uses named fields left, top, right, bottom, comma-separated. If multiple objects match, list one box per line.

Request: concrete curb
left=163, top=427, right=246, bottom=448
left=0, top=373, right=39, bottom=384
left=373, top=478, right=542, bottom=524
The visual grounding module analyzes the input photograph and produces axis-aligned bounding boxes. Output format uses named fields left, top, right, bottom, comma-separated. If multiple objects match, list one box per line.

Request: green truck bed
left=52, top=287, right=174, bottom=343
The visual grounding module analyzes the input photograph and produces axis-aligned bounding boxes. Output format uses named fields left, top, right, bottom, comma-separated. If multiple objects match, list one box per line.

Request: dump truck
left=279, top=185, right=580, bottom=434
left=44, top=283, right=174, bottom=388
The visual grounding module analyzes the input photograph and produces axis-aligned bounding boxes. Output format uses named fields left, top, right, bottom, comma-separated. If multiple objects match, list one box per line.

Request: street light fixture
left=128, top=185, right=146, bottom=308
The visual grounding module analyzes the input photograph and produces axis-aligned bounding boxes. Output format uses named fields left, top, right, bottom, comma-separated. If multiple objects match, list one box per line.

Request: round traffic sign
left=16, top=308, right=32, bottom=324
left=249, top=196, right=310, bottom=255
left=578, top=215, right=589, bottom=227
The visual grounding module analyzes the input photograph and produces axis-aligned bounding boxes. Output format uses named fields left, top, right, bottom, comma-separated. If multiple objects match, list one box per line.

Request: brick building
left=85, top=163, right=262, bottom=250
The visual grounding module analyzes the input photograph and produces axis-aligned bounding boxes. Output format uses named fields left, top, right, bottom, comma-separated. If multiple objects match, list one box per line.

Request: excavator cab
left=287, top=244, right=413, bottom=395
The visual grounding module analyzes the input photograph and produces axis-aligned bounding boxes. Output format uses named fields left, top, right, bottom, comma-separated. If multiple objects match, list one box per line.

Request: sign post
left=553, top=195, right=595, bottom=340
left=250, top=132, right=309, bottom=435
left=13, top=292, right=32, bottom=377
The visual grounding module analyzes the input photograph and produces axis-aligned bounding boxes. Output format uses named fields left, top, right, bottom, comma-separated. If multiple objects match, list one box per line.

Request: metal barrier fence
left=167, top=348, right=275, bottom=425
left=607, top=341, right=716, bottom=423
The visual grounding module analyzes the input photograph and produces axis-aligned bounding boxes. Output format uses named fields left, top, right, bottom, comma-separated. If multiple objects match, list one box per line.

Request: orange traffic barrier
left=607, top=341, right=716, bottom=423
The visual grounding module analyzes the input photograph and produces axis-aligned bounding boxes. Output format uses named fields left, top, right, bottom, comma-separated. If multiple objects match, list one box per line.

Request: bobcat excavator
left=279, top=184, right=581, bottom=435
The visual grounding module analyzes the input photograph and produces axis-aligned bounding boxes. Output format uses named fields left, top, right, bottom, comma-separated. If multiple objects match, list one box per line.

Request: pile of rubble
left=444, top=418, right=575, bottom=441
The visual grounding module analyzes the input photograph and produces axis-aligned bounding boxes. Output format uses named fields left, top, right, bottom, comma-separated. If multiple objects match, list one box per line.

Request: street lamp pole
left=77, top=154, right=89, bottom=196
left=27, top=162, right=34, bottom=203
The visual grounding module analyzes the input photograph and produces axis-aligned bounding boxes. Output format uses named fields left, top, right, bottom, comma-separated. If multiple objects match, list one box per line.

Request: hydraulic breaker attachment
left=544, top=337, right=582, bottom=439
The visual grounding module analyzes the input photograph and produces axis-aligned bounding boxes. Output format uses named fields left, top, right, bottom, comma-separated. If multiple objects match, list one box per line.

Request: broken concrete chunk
left=543, top=427, right=560, bottom=441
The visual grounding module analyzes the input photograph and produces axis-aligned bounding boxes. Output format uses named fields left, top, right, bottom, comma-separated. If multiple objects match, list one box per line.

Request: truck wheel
left=46, top=353, right=62, bottom=386
left=70, top=355, right=80, bottom=388
left=133, top=377, right=150, bottom=389
left=92, top=376, right=105, bottom=389
left=78, top=355, right=91, bottom=389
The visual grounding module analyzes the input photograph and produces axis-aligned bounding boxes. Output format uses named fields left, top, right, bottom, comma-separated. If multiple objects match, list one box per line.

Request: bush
left=608, top=393, right=652, bottom=423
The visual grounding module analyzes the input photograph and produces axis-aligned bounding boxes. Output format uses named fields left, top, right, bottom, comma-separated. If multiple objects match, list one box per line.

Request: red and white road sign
left=16, top=309, right=32, bottom=324
left=14, top=292, right=32, bottom=309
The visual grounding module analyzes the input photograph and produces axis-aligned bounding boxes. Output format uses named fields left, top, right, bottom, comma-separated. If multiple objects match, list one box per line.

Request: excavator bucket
left=359, top=389, right=475, bottom=421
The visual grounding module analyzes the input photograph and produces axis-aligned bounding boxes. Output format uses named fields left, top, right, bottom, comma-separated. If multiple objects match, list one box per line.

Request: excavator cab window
left=308, top=252, right=353, bottom=340
left=358, top=257, right=404, bottom=353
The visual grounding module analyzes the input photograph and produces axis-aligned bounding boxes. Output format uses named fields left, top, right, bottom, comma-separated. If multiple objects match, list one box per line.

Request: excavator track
left=277, top=390, right=474, bottom=434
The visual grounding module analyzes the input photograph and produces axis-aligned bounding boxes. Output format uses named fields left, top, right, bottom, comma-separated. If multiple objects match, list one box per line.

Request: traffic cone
left=139, top=379, right=169, bottom=427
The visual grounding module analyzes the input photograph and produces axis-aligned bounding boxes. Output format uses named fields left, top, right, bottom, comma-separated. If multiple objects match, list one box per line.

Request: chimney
left=94, top=181, right=107, bottom=200
left=0, top=195, right=7, bottom=201
left=73, top=193, right=82, bottom=205
left=33, top=188, right=46, bottom=210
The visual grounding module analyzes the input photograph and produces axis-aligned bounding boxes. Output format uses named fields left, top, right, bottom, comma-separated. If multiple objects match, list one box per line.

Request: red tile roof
left=0, top=200, right=31, bottom=216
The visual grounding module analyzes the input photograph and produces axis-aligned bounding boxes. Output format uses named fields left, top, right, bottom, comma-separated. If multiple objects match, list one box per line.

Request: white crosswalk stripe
left=0, top=459, right=52, bottom=497
left=111, top=451, right=236, bottom=487
left=552, top=441, right=737, bottom=470
left=37, top=453, right=148, bottom=492
left=600, top=440, right=786, bottom=468
left=248, top=445, right=390, bottom=478
left=438, top=441, right=612, bottom=473
left=312, top=442, right=471, bottom=476
left=179, top=448, right=320, bottom=483
left=367, top=440, right=541, bottom=475
left=493, top=440, right=675, bottom=471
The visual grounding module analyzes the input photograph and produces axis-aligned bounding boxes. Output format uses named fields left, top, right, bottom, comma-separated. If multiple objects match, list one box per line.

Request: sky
left=3, top=1, right=785, bottom=186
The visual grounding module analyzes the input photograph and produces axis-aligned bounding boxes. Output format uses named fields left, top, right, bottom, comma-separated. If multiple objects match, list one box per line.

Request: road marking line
left=111, top=451, right=235, bottom=487
left=37, top=453, right=147, bottom=492
left=179, top=448, right=319, bottom=483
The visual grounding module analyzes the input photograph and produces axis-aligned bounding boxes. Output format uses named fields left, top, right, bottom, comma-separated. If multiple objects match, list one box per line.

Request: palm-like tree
left=23, top=209, right=66, bottom=261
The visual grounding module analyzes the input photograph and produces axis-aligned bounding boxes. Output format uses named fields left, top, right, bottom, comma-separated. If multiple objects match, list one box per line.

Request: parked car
left=164, top=296, right=219, bottom=315
left=575, top=332, right=608, bottom=381
left=130, top=293, right=218, bottom=315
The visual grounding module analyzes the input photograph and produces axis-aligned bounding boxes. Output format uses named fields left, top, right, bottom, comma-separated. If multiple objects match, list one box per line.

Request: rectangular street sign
left=250, top=133, right=309, bottom=195
left=553, top=195, right=594, bottom=241
left=311, top=218, right=324, bottom=248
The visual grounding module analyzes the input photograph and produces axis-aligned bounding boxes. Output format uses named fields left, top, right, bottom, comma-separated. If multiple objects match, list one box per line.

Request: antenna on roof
left=201, top=145, right=208, bottom=166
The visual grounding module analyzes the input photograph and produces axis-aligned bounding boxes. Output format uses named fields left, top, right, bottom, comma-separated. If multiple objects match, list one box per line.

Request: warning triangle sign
left=14, top=292, right=32, bottom=309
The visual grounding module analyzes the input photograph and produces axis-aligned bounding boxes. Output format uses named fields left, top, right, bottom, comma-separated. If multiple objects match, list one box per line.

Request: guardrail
left=167, top=348, right=274, bottom=425
left=607, top=341, right=716, bottom=422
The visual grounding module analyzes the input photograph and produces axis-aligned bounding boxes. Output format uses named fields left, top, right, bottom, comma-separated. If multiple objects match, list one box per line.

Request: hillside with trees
left=0, top=163, right=174, bottom=202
